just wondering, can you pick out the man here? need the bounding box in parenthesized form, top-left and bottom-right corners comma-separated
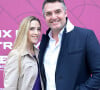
(39, 0, 100, 90)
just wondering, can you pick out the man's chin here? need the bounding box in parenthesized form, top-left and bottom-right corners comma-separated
(51, 27, 62, 31)
(51, 26, 59, 30)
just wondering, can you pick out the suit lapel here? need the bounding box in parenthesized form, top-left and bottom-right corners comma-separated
(39, 34, 49, 68)
(55, 27, 71, 75)
(39, 34, 50, 89)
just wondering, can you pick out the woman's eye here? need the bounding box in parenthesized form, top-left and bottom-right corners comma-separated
(37, 28, 41, 31)
(29, 27, 35, 30)
(29, 27, 41, 31)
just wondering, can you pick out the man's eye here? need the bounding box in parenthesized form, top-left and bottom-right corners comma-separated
(55, 10, 61, 14)
(45, 12, 52, 16)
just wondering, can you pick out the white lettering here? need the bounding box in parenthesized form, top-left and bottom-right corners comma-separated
(0, 42, 13, 49)
(0, 30, 1, 37)
(0, 56, 7, 64)
(16, 30, 18, 36)
(0, 42, 3, 45)
(0, 88, 4, 90)
(0, 30, 12, 38)
(3, 30, 12, 38)
(4, 42, 12, 49)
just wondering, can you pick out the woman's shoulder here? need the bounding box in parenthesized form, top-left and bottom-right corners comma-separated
(7, 49, 20, 63)
(4, 49, 19, 76)
(8, 49, 19, 58)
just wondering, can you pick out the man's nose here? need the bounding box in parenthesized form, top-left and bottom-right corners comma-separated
(51, 13, 57, 19)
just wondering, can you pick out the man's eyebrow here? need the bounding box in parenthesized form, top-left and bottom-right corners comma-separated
(45, 11, 52, 13)
(56, 8, 61, 10)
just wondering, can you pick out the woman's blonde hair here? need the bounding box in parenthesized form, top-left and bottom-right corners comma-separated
(13, 16, 41, 53)
(8, 16, 41, 73)
(9, 16, 41, 56)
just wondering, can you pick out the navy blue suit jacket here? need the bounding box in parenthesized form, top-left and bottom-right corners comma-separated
(39, 26, 100, 90)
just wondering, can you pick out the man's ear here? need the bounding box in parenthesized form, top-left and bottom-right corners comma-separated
(65, 10, 68, 17)
(43, 15, 45, 19)
(43, 13, 46, 19)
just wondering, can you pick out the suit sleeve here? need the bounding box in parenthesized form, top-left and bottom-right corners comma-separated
(77, 31, 100, 90)
(4, 55, 19, 90)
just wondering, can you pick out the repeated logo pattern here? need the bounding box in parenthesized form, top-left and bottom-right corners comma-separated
(0, 0, 100, 88)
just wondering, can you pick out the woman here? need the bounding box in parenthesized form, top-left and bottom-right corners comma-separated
(4, 16, 42, 90)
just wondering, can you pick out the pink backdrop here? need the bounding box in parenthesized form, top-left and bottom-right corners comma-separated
(0, 0, 100, 89)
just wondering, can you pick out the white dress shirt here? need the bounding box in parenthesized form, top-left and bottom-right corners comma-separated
(43, 19, 74, 90)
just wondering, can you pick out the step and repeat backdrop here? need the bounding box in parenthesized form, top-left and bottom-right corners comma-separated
(0, 0, 100, 89)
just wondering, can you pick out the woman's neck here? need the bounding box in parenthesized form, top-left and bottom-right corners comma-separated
(27, 43, 35, 55)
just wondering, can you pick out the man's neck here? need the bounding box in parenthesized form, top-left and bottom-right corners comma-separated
(51, 26, 65, 44)
(52, 29, 61, 43)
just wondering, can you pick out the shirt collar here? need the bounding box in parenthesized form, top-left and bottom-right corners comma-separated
(48, 19, 74, 39)
(66, 19, 74, 33)
(48, 27, 64, 40)
(21, 47, 39, 58)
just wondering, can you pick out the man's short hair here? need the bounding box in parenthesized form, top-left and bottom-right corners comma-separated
(42, 0, 67, 15)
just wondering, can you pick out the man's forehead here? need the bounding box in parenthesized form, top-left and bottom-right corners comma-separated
(44, 2, 63, 12)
